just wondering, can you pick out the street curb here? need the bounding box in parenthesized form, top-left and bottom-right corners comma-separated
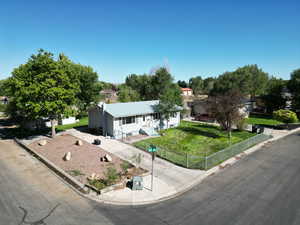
(14, 128, 300, 206)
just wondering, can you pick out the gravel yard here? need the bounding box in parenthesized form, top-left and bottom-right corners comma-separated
(28, 134, 144, 185)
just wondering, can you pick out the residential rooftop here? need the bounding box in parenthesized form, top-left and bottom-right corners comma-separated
(96, 100, 182, 118)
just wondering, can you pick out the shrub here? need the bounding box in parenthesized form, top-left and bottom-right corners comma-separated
(88, 179, 106, 190)
(236, 118, 248, 131)
(0, 104, 7, 112)
(103, 167, 119, 185)
(120, 161, 132, 175)
(67, 170, 85, 177)
(273, 109, 298, 123)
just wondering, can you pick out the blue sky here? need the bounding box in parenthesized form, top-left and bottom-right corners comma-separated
(1, 0, 299, 83)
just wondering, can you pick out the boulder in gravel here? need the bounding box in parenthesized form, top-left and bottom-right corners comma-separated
(38, 140, 47, 146)
(63, 152, 71, 161)
(76, 140, 83, 146)
(104, 154, 112, 162)
(88, 173, 99, 180)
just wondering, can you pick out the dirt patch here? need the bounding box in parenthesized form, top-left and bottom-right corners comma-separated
(28, 134, 146, 185)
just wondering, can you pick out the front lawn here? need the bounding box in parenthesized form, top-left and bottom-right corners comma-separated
(56, 117, 88, 132)
(246, 114, 282, 126)
(134, 121, 255, 157)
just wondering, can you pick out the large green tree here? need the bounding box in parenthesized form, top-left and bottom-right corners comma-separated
(189, 76, 203, 95)
(74, 64, 100, 113)
(125, 74, 152, 100)
(0, 79, 9, 96)
(288, 69, 300, 110)
(203, 77, 215, 94)
(118, 85, 140, 102)
(157, 84, 182, 128)
(7, 49, 79, 137)
(151, 67, 173, 99)
(212, 65, 269, 98)
(58, 54, 101, 115)
(261, 77, 286, 113)
(235, 64, 269, 99)
(124, 67, 174, 101)
(177, 80, 188, 88)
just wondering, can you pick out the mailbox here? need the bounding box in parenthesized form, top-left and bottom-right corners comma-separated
(132, 176, 143, 191)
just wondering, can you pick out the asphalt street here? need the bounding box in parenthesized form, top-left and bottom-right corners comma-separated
(1, 132, 300, 225)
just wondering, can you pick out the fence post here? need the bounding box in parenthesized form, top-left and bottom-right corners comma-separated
(186, 153, 189, 168)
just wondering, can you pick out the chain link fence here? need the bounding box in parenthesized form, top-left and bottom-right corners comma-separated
(135, 133, 272, 170)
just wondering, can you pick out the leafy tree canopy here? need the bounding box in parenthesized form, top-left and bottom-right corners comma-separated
(177, 80, 188, 88)
(0, 78, 9, 96)
(203, 77, 216, 95)
(212, 65, 269, 98)
(157, 84, 182, 127)
(261, 77, 286, 113)
(288, 69, 300, 110)
(118, 85, 140, 102)
(124, 67, 174, 101)
(189, 76, 203, 95)
(7, 49, 80, 137)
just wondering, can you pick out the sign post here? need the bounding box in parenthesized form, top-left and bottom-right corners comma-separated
(147, 144, 157, 191)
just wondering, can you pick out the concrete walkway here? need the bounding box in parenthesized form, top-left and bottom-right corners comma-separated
(67, 129, 204, 205)
(66, 127, 299, 205)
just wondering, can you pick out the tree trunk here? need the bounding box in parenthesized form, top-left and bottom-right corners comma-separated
(228, 127, 232, 144)
(51, 119, 56, 138)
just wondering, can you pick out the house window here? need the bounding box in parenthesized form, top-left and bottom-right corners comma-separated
(143, 115, 146, 121)
(122, 116, 135, 125)
(153, 113, 161, 120)
(171, 112, 177, 118)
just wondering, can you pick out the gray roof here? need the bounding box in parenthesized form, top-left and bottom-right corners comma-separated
(101, 100, 181, 118)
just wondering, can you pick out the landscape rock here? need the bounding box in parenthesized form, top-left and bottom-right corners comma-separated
(64, 152, 72, 161)
(38, 140, 47, 146)
(104, 154, 112, 162)
(76, 140, 83, 146)
(88, 173, 100, 180)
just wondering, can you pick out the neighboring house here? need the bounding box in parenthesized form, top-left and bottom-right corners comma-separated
(181, 88, 193, 96)
(100, 89, 118, 103)
(192, 96, 252, 119)
(88, 100, 181, 139)
(23, 116, 77, 130)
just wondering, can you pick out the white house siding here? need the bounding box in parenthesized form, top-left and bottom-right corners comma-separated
(88, 107, 102, 129)
(88, 101, 181, 139)
(105, 113, 114, 136)
(112, 112, 180, 139)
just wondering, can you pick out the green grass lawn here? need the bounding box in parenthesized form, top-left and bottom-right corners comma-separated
(134, 121, 255, 157)
(246, 114, 282, 126)
(56, 117, 88, 132)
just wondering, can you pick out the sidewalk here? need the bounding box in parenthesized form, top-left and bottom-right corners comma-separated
(65, 127, 300, 205)
(67, 129, 204, 205)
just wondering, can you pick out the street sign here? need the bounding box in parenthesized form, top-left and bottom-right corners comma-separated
(147, 144, 157, 153)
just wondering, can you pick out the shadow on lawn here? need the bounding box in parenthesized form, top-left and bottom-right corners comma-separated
(177, 126, 220, 138)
